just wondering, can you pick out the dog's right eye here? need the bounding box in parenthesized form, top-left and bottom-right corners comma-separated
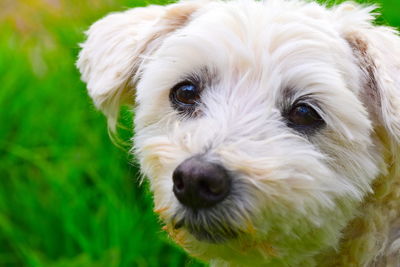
(170, 81, 200, 114)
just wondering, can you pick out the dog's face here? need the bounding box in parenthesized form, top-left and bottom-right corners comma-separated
(78, 0, 400, 265)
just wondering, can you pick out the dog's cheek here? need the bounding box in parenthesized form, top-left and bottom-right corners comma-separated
(314, 126, 384, 198)
(217, 139, 351, 209)
(134, 134, 176, 194)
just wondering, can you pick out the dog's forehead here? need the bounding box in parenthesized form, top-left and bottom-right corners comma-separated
(176, 1, 341, 53)
(153, 0, 351, 87)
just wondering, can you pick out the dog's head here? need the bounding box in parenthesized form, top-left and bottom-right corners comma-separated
(77, 0, 400, 265)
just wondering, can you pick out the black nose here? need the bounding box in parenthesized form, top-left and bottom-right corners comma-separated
(172, 157, 231, 209)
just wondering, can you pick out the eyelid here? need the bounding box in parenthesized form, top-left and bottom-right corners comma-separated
(292, 96, 323, 115)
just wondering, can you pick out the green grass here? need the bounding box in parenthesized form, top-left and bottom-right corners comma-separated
(0, 1, 199, 266)
(0, 0, 398, 266)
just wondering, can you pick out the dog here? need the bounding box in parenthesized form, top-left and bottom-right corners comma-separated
(77, 0, 400, 265)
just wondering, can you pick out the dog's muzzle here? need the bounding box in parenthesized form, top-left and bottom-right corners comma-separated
(172, 156, 232, 210)
(171, 157, 248, 243)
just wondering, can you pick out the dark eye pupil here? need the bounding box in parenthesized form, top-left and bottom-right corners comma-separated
(170, 81, 201, 115)
(175, 84, 198, 105)
(288, 104, 323, 128)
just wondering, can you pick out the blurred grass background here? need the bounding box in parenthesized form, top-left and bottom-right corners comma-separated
(0, 0, 398, 266)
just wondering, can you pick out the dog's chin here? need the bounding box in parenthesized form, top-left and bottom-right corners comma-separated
(172, 208, 242, 244)
(188, 226, 238, 244)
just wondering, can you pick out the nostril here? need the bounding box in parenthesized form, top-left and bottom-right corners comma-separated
(173, 173, 185, 191)
(199, 177, 224, 196)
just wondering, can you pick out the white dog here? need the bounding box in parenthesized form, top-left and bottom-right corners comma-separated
(77, 0, 400, 265)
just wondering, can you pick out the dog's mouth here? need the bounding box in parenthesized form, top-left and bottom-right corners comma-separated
(171, 207, 243, 243)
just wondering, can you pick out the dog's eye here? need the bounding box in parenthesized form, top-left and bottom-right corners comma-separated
(174, 83, 199, 105)
(287, 104, 324, 131)
(170, 81, 200, 113)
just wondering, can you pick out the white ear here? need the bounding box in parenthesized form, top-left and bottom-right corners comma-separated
(334, 3, 400, 143)
(77, 2, 204, 129)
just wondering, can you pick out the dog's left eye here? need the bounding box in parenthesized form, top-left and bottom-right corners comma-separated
(287, 104, 324, 132)
(170, 81, 200, 112)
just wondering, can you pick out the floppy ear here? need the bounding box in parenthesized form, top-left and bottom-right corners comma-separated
(77, 2, 204, 129)
(333, 3, 400, 144)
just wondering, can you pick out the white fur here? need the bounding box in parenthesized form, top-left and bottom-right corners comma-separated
(77, 0, 400, 266)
